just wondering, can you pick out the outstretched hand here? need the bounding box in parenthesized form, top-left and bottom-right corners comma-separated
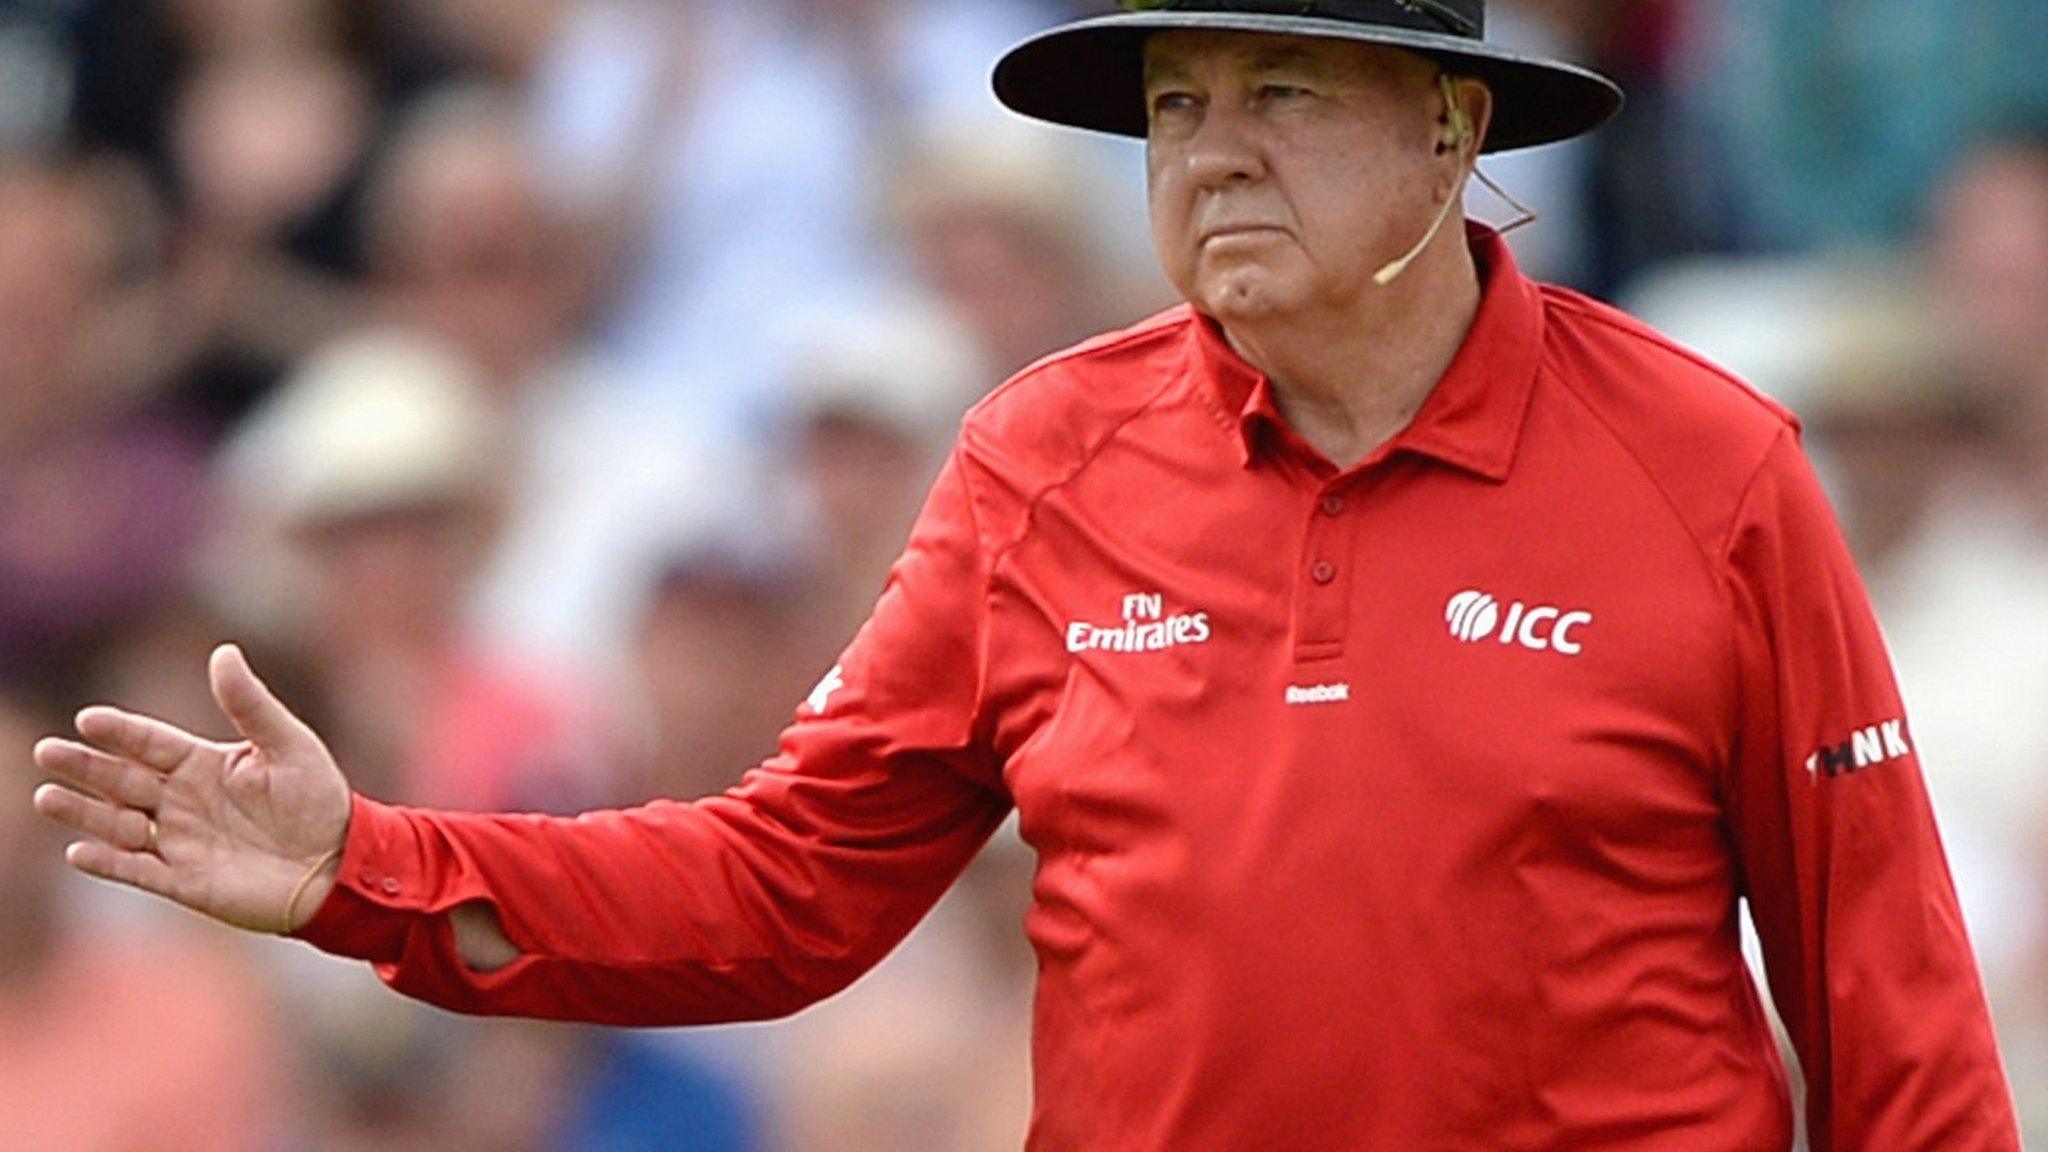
(31, 644, 352, 934)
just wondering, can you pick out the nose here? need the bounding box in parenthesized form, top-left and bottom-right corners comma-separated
(1179, 100, 1267, 189)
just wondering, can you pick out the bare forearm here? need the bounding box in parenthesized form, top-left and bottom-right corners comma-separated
(450, 902, 521, 972)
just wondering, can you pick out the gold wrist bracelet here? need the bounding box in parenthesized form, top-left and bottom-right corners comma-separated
(281, 847, 343, 935)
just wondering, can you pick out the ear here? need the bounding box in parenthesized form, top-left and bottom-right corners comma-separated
(1454, 75, 1494, 156)
(1434, 73, 1493, 158)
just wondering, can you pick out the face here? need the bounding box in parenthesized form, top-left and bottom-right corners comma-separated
(292, 503, 491, 656)
(1143, 31, 1461, 322)
(1930, 146, 2048, 370)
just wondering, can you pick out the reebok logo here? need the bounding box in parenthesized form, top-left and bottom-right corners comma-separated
(1445, 589, 1593, 656)
(1285, 682, 1350, 706)
(1067, 591, 1212, 654)
(1807, 719, 1912, 778)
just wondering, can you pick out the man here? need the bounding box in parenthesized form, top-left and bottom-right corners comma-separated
(30, 2, 2021, 1149)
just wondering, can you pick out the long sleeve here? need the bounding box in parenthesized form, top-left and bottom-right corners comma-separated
(294, 448, 1013, 1025)
(1722, 427, 2020, 1150)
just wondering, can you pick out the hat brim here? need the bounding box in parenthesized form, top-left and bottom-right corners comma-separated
(992, 12, 1623, 153)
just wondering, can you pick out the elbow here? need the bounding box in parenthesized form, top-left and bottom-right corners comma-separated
(721, 948, 881, 1021)
(451, 901, 523, 973)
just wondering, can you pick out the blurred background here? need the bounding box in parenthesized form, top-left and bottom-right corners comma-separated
(0, 0, 2042, 1148)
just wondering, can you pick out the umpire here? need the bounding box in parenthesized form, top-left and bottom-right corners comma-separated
(32, 2, 2022, 1149)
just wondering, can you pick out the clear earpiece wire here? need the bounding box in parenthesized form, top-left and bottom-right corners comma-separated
(1472, 166, 1539, 235)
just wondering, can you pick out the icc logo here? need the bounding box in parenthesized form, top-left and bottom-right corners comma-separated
(1445, 590, 1593, 656)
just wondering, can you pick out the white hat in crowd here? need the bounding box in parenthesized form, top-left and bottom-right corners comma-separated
(781, 293, 989, 446)
(225, 328, 501, 528)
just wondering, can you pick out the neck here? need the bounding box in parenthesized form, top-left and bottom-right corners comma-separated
(1223, 228, 1483, 469)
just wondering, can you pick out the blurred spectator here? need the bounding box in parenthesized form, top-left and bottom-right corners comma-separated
(0, 154, 210, 692)
(407, 0, 568, 79)
(751, 297, 1035, 1150)
(1834, 134, 2048, 1143)
(632, 535, 810, 803)
(157, 50, 376, 428)
(86, 593, 324, 745)
(113, 0, 459, 184)
(218, 328, 614, 811)
(1926, 129, 2048, 395)
(785, 0, 1058, 129)
(361, 84, 597, 396)
(774, 826, 1035, 1152)
(575, 295, 988, 805)
(140, 0, 480, 432)
(781, 296, 985, 645)
(888, 117, 1158, 379)
(1795, 287, 1996, 575)
(524, 0, 1060, 434)
(344, 78, 677, 674)
(1692, 0, 2048, 250)
(0, 686, 282, 1152)
(273, 955, 763, 1152)
(0, 2, 153, 156)
(1549, 0, 1738, 296)
(524, 0, 874, 437)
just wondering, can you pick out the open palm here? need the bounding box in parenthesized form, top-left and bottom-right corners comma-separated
(31, 644, 351, 933)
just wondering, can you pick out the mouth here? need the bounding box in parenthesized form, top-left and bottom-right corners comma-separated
(1201, 224, 1286, 245)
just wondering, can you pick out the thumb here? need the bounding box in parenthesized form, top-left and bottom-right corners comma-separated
(209, 643, 315, 754)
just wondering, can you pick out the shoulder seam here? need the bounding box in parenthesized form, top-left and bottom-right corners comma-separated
(1540, 288, 1792, 423)
(1541, 362, 1757, 584)
(1715, 423, 1798, 573)
(1707, 424, 1799, 808)
(970, 311, 1188, 415)
(948, 442, 1006, 778)
(966, 361, 1190, 577)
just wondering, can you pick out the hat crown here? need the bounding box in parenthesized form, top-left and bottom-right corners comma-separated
(1002, 1, 1621, 151)
(1123, 0, 1484, 41)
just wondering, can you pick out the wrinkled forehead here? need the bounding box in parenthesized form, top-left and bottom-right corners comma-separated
(1140, 28, 1437, 87)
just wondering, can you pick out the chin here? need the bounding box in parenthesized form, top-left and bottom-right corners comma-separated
(1198, 277, 1300, 323)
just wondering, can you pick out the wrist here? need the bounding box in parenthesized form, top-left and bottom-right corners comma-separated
(282, 848, 343, 934)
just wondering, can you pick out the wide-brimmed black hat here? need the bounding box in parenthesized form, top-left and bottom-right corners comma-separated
(993, 1, 1623, 153)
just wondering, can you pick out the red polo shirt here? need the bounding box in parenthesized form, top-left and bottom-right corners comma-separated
(298, 227, 2019, 1151)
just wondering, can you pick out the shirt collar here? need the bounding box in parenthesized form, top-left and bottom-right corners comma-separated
(1190, 222, 1545, 483)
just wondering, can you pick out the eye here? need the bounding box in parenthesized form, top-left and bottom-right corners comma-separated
(1146, 89, 1204, 131)
(1257, 83, 1313, 103)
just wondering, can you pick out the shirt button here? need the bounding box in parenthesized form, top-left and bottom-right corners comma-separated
(379, 877, 402, 896)
(1311, 562, 1337, 585)
(1320, 494, 1345, 517)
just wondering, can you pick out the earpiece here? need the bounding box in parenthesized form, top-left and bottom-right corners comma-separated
(1435, 72, 1475, 157)
(1376, 73, 1477, 286)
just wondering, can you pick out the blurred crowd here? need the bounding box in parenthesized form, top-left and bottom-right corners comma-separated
(0, 0, 2043, 1148)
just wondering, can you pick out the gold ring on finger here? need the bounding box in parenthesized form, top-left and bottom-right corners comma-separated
(144, 816, 160, 854)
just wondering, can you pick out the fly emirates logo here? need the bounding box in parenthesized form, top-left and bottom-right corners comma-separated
(1066, 591, 1212, 654)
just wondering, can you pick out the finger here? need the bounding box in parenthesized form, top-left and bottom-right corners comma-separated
(64, 840, 178, 902)
(75, 706, 208, 773)
(33, 784, 157, 852)
(209, 644, 314, 755)
(34, 737, 168, 809)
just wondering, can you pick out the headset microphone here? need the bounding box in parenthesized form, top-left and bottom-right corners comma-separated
(1373, 73, 1476, 287)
